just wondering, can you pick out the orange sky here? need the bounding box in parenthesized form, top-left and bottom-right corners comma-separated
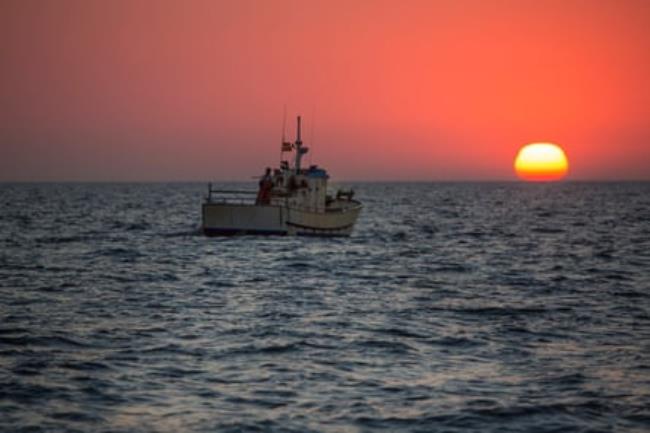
(1, 0, 649, 181)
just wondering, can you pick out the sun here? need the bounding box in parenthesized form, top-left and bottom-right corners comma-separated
(514, 143, 569, 181)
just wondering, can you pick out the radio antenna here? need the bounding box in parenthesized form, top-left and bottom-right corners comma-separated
(280, 104, 287, 164)
(309, 108, 315, 166)
(281, 104, 287, 143)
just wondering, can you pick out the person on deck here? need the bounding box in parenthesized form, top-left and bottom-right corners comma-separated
(256, 167, 273, 205)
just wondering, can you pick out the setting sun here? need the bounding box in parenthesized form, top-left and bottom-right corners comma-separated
(514, 143, 569, 181)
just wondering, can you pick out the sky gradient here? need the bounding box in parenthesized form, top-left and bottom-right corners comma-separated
(1, 0, 649, 181)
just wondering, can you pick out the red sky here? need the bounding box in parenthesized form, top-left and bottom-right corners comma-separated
(1, 0, 649, 181)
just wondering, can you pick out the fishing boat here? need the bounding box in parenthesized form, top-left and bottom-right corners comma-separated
(202, 116, 362, 236)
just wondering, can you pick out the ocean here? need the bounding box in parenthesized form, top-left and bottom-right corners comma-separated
(1, 182, 649, 432)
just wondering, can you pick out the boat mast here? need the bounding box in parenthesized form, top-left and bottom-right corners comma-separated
(294, 116, 303, 173)
(280, 105, 287, 165)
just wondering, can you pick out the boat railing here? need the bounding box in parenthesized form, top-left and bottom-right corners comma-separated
(205, 183, 257, 205)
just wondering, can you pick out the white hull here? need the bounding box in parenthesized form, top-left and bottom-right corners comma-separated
(202, 201, 361, 236)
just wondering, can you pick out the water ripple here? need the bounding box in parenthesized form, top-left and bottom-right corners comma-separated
(0, 182, 649, 432)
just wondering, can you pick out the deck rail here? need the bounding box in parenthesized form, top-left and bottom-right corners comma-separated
(205, 183, 257, 204)
(204, 183, 361, 211)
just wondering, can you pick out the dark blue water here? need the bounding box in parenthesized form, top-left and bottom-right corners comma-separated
(1, 182, 649, 432)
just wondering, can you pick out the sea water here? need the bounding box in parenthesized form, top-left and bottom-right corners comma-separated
(1, 182, 649, 432)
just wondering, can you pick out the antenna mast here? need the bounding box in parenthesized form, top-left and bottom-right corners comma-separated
(281, 105, 287, 144)
(294, 116, 304, 173)
(280, 105, 288, 164)
(309, 109, 315, 166)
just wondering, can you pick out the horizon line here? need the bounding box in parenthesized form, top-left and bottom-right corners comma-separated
(1, 179, 650, 184)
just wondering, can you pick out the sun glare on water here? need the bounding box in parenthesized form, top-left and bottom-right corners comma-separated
(514, 143, 569, 181)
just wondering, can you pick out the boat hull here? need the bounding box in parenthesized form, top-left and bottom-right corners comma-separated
(202, 202, 361, 237)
